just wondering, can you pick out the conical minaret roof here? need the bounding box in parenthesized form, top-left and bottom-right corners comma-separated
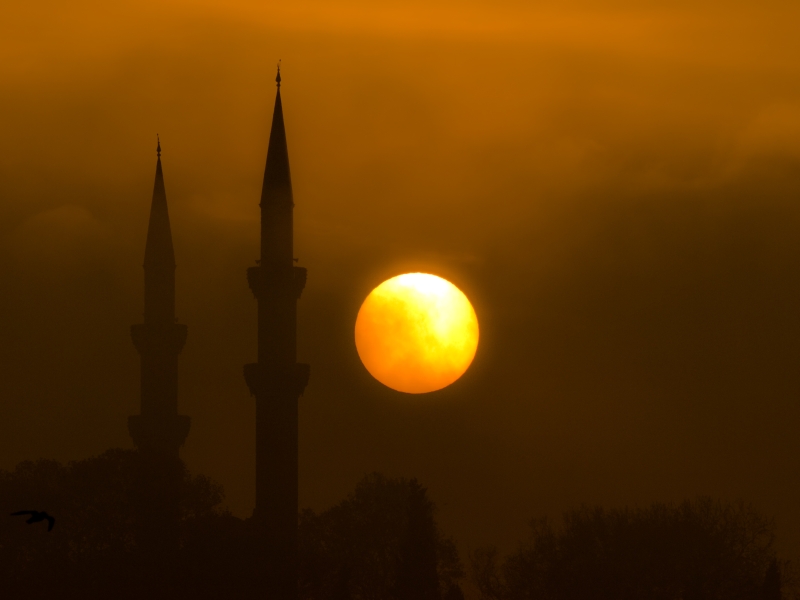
(260, 66, 293, 209)
(144, 137, 176, 269)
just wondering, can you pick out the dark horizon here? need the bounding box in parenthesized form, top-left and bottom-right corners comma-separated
(3, 0, 800, 584)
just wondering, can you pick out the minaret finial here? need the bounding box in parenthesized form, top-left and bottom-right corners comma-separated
(157, 134, 161, 158)
(276, 60, 281, 87)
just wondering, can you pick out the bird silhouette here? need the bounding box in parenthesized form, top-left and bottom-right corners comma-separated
(11, 510, 55, 532)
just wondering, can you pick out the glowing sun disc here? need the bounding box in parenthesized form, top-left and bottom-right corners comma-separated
(355, 273, 479, 394)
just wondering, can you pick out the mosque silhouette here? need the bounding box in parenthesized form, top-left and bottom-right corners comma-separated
(130, 66, 306, 600)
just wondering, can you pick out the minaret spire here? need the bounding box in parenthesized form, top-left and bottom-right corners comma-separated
(143, 137, 176, 322)
(245, 68, 309, 600)
(259, 65, 292, 266)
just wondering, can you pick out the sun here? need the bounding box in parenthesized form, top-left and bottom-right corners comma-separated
(355, 273, 479, 394)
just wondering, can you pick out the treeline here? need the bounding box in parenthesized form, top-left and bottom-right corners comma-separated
(0, 449, 793, 600)
(472, 500, 791, 600)
(0, 450, 462, 600)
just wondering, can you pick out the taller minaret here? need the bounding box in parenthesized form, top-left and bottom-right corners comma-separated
(129, 138, 191, 457)
(244, 67, 309, 600)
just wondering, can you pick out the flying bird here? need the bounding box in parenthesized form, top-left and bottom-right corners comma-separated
(11, 510, 55, 532)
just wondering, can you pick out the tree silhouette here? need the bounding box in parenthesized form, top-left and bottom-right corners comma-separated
(299, 473, 464, 600)
(471, 498, 788, 600)
(0, 449, 226, 600)
(0, 458, 463, 600)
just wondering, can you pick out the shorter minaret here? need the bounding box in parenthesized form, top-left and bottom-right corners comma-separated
(129, 138, 190, 457)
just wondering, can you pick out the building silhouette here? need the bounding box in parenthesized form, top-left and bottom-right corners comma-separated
(244, 67, 309, 600)
(127, 140, 191, 555)
(129, 139, 191, 457)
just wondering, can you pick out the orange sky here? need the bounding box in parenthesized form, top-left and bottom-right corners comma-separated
(3, 0, 800, 572)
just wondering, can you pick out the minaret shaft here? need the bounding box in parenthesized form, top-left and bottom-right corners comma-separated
(245, 75, 308, 600)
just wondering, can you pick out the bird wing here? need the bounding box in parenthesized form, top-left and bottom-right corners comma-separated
(10, 510, 36, 517)
(45, 515, 55, 532)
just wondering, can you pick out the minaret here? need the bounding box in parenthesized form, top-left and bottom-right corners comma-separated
(244, 67, 309, 600)
(129, 138, 191, 457)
